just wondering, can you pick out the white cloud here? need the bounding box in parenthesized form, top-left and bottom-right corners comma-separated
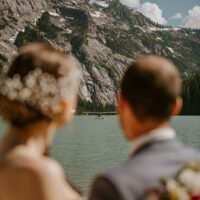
(120, 0, 140, 8)
(120, 1, 167, 25)
(183, 5, 200, 29)
(138, 2, 167, 25)
(169, 12, 182, 20)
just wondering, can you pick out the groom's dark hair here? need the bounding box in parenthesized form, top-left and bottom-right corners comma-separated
(121, 55, 182, 121)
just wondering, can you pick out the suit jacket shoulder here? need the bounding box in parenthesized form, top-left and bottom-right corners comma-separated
(90, 139, 200, 200)
(89, 176, 122, 200)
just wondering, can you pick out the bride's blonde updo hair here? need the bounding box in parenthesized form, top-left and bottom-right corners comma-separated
(0, 43, 81, 127)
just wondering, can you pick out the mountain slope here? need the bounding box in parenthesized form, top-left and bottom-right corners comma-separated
(0, 0, 200, 113)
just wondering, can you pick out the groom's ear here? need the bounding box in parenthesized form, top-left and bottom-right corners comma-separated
(171, 97, 183, 116)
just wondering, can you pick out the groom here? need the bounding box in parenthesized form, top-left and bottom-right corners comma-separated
(89, 56, 200, 200)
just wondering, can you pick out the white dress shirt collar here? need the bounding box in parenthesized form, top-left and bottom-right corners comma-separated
(130, 127, 176, 155)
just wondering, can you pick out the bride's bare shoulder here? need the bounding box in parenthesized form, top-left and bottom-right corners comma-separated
(3, 149, 64, 179)
(31, 157, 80, 199)
(31, 156, 66, 180)
(9, 155, 80, 199)
(10, 153, 66, 183)
(0, 154, 69, 200)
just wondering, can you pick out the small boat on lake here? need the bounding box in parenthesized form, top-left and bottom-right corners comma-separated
(95, 113, 105, 120)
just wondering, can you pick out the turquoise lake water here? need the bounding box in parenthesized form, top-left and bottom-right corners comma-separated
(0, 116, 200, 193)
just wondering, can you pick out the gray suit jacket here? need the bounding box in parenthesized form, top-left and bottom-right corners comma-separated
(89, 139, 200, 200)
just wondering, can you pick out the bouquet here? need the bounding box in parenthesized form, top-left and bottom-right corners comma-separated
(145, 161, 200, 200)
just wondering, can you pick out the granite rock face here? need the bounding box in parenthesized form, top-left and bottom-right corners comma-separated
(0, 0, 200, 106)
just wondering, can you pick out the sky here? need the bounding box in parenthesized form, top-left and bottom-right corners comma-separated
(120, 0, 200, 28)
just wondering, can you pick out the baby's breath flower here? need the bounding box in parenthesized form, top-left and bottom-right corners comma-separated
(0, 67, 81, 117)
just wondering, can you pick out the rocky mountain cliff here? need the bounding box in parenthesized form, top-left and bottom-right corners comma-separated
(0, 0, 200, 113)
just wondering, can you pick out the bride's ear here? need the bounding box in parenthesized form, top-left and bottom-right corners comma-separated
(60, 100, 68, 112)
(57, 97, 77, 125)
(54, 100, 70, 127)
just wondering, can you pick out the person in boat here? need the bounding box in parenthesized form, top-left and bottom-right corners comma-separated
(0, 43, 81, 200)
(89, 55, 200, 200)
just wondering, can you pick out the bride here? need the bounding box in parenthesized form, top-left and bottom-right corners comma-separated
(0, 43, 81, 200)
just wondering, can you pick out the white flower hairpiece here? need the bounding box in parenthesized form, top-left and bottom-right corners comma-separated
(0, 68, 81, 117)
